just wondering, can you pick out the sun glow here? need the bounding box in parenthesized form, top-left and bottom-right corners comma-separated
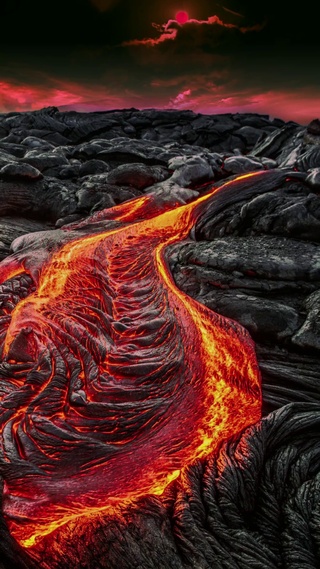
(175, 10, 189, 24)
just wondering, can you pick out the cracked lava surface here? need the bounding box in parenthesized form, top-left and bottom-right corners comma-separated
(0, 173, 263, 548)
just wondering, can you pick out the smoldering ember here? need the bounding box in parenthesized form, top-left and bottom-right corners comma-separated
(0, 107, 319, 569)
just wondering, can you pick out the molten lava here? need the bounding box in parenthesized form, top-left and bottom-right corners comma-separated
(0, 173, 263, 548)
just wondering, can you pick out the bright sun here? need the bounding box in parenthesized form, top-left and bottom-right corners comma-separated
(175, 10, 189, 24)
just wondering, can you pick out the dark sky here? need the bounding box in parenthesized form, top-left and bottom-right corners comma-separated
(1, 0, 319, 122)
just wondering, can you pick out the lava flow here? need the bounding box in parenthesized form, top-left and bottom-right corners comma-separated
(0, 172, 266, 548)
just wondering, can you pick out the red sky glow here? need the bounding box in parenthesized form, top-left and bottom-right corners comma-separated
(1, 79, 318, 124)
(0, 80, 144, 114)
(0, 3, 318, 125)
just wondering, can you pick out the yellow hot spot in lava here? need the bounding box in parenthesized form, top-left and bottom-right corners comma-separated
(151, 469, 181, 495)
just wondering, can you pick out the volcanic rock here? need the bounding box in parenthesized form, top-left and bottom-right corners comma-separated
(0, 107, 319, 569)
(0, 217, 51, 260)
(193, 180, 320, 242)
(250, 123, 302, 160)
(222, 155, 265, 174)
(0, 142, 26, 158)
(0, 178, 77, 221)
(22, 150, 69, 172)
(21, 136, 55, 151)
(233, 125, 264, 147)
(307, 118, 320, 136)
(106, 163, 168, 189)
(78, 159, 109, 177)
(169, 154, 214, 186)
(306, 168, 320, 191)
(292, 290, 320, 351)
(71, 141, 107, 159)
(0, 162, 43, 181)
(169, 234, 320, 343)
(76, 175, 141, 212)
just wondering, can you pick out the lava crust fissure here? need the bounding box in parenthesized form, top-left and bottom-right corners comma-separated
(0, 169, 302, 547)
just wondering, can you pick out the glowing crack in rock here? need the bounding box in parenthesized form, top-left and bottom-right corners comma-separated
(0, 172, 270, 548)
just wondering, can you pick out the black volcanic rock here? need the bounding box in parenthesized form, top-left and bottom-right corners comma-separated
(200, 292, 300, 342)
(106, 163, 168, 189)
(0, 142, 25, 158)
(306, 168, 320, 191)
(0, 217, 51, 260)
(71, 141, 107, 159)
(97, 147, 168, 166)
(21, 136, 55, 151)
(0, 150, 18, 166)
(0, 108, 297, 155)
(307, 118, 320, 136)
(78, 159, 109, 177)
(169, 154, 214, 186)
(234, 125, 264, 147)
(250, 123, 302, 160)
(169, 235, 320, 344)
(22, 150, 69, 172)
(0, 163, 43, 181)
(193, 179, 320, 242)
(76, 175, 141, 212)
(296, 145, 320, 170)
(292, 289, 320, 351)
(222, 155, 265, 174)
(59, 163, 81, 179)
(0, 178, 77, 221)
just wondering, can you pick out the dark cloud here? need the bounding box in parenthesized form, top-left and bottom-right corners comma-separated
(122, 14, 264, 48)
(0, 1, 319, 122)
(221, 6, 244, 18)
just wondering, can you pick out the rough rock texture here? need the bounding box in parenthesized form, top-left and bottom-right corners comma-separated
(33, 403, 320, 569)
(0, 107, 319, 568)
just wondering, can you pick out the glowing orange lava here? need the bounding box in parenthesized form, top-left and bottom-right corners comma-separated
(0, 173, 263, 548)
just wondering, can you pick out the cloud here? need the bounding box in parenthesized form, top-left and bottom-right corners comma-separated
(167, 89, 192, 109)
(122, 14, 264, 48)
(0, 79, 142, 113)
(243, 89, 320, 123)
(0, 81, 82, 112)
(178, 15, 262, 33)
(0, 76, 319, 124)
(162, 84, 320, 124)
(122, 24, 178, 47)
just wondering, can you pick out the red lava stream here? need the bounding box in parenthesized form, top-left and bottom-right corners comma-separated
(0, 173, 262, 548)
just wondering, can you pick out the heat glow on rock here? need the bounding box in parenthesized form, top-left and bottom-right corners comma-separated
(0, 173, 262, 548)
